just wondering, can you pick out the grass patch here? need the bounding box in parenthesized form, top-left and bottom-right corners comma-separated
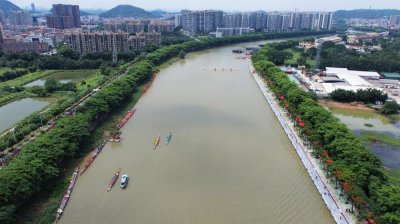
(359, 131, 400, 147)
(48, 70, 98, 83)
(77, 74, 103, 92)
(364, 123, 374, 127)
(386, 169, 400, 186)
(284, 49, 316, 68)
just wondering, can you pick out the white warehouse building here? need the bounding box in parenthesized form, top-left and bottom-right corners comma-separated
(321, 67, 381, 94)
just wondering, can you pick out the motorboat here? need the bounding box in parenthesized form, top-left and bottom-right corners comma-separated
(120, 174, 129, 189)
(154, 136, 160, 149)
(232, 49, 244, 53)
(165, 132, 172, 145)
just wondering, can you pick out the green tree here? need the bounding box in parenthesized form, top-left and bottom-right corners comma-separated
(178, 50, 186, 59)
(57, 45, 80, 60)
(296, 57, 307, 66)
(381, 101, 400, 115)
(44, 79, 61, 92)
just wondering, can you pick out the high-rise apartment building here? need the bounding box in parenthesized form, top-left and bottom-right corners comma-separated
(177, 10, 333, 34)
(223, 13, 242, 28)
(0, 24, 3, 50)
(240, 12, 251, 28)
(177, 10, 223, 33)
(64, 31, 128, 53)
(314, 12, 334, 30)
(129, 32, 162, 49)
(266, 12, 333, 32)
(389, 15, 400, 26)
(0, 10, 5, 24)
(8, 11, 33, 26)
(104, 19, 174, 33)
(254, 11, 267, 30)
(31, 3, 36, 12)
(46, 4, 81, 29)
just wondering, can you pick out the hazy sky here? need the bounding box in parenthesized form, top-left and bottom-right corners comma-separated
(13, 0, 400, 11)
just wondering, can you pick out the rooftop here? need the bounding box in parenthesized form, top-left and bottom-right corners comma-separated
(326, 67, 380, 87)
(382, 72, 400, 79)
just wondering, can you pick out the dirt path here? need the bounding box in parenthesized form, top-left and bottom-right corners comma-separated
(319, 100, 374, 111)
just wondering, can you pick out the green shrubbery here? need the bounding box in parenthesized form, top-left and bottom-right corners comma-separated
(330, 88, 388, 104)
(0, 69, 30, 82)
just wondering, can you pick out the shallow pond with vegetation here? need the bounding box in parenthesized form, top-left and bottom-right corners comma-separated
(24, 70, 97, 87)
(327, 107, 400, 170)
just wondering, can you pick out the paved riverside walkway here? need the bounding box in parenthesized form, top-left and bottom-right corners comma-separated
(248, 61, 355, 224)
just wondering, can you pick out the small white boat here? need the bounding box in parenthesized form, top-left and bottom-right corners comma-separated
(120, 174, 129, 189)
(165, 132, 172, 145)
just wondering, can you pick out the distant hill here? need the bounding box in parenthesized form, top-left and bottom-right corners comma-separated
(334, 9, 400, 21)
(81, 9, 107, 15)
(0, 0, 22, 12)
(151, 9, 168, 17)
(100, 5, 157, 18)
(80, 11, 92, 16)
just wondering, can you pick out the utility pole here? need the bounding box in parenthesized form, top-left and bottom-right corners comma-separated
(316, 43, 323, 69)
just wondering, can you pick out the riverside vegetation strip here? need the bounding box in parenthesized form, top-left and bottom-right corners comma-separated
(0, 69, 104, 157)
(0, 30, 334, 223)
(252, 46, 400, 223)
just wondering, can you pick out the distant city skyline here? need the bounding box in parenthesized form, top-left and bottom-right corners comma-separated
(13, 0, 400, 12)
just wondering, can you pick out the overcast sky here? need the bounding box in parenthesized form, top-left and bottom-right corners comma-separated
(13, 0, 400, 11)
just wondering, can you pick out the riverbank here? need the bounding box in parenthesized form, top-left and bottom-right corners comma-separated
(319, 100, 374, 111)
(249, 61, 354, 224)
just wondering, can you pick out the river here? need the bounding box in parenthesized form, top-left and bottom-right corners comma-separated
(60, 41, 334, 224)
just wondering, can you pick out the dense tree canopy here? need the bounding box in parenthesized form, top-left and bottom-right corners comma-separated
(319, 37, 400, 72)
(330, 88, 387, 104)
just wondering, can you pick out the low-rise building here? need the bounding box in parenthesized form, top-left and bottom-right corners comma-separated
(2, 39, 49, 53)
(382, 72, 400, 81)
(298, 41, 316, 49)
(315, 36, 344, 46)
(347, 33, 379, 45)
(321, 67, 381, 94)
